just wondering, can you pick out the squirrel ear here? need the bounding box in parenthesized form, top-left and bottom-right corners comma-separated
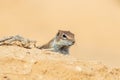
(57, 32, 59, 36)
(57, 30, 62, 36)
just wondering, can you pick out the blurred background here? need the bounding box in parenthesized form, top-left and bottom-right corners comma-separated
(0, 0, 120, 67)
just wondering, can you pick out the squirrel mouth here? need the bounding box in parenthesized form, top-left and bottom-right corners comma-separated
(69, 42, 75, 46)
(68, 44, 73, 46)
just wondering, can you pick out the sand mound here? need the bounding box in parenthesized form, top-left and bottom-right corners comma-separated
(0, 46, 120, 80)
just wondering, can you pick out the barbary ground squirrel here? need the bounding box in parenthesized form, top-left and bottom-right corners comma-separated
(37, 30, 75, 54)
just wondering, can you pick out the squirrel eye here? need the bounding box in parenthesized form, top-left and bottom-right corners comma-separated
(62, 34, 67, 38)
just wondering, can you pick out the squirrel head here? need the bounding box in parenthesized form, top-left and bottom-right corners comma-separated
(55, 30, 75, 47)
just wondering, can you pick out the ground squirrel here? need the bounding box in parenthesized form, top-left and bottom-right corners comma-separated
(37, 30, 75, 54)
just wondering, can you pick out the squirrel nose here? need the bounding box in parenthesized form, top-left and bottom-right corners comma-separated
(72, 41, 75, 44)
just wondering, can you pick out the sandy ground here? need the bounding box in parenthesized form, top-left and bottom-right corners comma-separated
(0, 46, 120, 80)
(0, 0, 120, 67)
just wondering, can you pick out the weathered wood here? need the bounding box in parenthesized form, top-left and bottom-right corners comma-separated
(0, 35, 36, 49)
